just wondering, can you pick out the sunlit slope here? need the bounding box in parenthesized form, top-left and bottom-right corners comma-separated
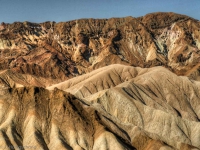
(47, 64, 200, 149)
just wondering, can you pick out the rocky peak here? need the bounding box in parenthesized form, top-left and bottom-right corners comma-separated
(0, 12, 199, 85)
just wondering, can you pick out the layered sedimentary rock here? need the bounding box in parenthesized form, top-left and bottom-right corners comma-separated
(0, 12, 200, 149)
(0, 12, 200, 84)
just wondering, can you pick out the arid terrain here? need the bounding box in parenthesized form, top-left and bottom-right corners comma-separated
(0, 12, 200, 149)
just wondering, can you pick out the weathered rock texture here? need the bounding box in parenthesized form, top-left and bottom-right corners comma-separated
(0, 12, 200, 150)
(0, 64, 200, 150)
(0, 12, 200, 84)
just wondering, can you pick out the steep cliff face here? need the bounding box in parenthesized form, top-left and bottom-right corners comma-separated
(0, 12, 200, 150)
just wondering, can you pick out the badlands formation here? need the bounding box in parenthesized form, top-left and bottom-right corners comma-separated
(0, 12, 200, 149)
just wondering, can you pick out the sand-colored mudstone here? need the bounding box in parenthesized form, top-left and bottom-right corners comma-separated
(0, 12, 200, 149)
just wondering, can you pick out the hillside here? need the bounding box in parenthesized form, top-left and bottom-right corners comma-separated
(0, 12, 200, 149)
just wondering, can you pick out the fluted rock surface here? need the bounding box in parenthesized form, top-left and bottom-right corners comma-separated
(0, 64, 200, 149)
(0, 12, 200, 150)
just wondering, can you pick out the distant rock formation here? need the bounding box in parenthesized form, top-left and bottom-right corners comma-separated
(0, 12, 200, 149)
(0, 12, 200, 85)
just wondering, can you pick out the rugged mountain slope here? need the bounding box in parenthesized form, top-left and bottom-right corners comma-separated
(0, 12, 200, 86)
(0, 64, 200, 149)
(0, 12, 200, 150)
(0, 86, 133, 150)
